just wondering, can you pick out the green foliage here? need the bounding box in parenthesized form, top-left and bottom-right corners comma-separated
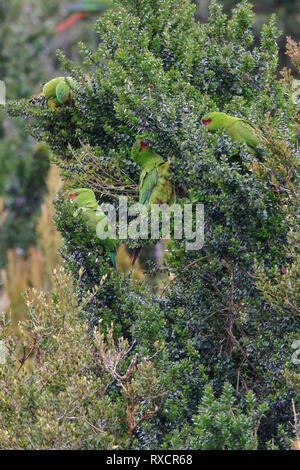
(5, 0, 299, 450)
(196, 0, 300, 70)
(0, 268, 166, 449)
(164, 384, 268, 450)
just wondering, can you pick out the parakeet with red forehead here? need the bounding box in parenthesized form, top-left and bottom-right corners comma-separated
(130, 138, 175, 265)
(131, 139, 175, 207)
(29, 77, 75, 108)
(68, 188, 116, 268)
(201, 112, 268, 159)
(201, 111, 282, 205)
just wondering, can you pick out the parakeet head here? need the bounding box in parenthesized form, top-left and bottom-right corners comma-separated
(131, 138, 151, 157)
(201, 112, 228, 131)
(131, 138, 153, 165)
(68, 188, 97, 208)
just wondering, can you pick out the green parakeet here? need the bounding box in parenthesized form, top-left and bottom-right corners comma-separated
(131, 139, 175, 207)
(201, 112, 282, 205)
(42, 77, 74, 106)
(68, 188, 117, 268)
(28, 77, 75, 107)
(130, 139, 175, 265)
(201, 112, 267, 159)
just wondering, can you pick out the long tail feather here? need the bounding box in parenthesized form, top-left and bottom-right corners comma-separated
(253, 146, 270, 161)
(110, 251, 116, 269)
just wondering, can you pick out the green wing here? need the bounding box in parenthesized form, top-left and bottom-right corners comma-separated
(139, 166, 158, 205)
(74, 202, 116, 267)
(56, 80, 70, 104)
(95, 206, 116, 251)
(232, 119, 262, 149)
(42, 77, 65, 99)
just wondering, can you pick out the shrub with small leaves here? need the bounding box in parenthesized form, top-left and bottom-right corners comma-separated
(162, 383, 268, 450)
(0, 268, 167, 449)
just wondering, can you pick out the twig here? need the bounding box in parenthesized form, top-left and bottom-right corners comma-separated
(292, 398, 300, 441)
(69, 142, 138, 200)
(15, 338, 37, 376)
(270, 171, 282, 207)
(221, 258, 256, 280)
(159, 255, 211, 297)
(80, 417, 104, 434)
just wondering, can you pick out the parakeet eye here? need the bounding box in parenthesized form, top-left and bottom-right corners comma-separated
(202, 118, 212, 125)
(69, 192, 80, 200)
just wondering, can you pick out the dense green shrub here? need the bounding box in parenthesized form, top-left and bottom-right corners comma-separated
(196, 0, 300, 69)
(0, 268, 270, 449)
(5, 0, 299, 449)
(162, 383, 268, 450)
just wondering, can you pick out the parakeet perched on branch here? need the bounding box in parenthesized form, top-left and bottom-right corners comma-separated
(131, 139, 175, 207)
(201, 111, 282, 205)
(29, 77, 75, 108)
(43, 77, 75, 107)
(56, 0, 113, 33)
(130, 139, 175, 265)
(201, 112, 268, 159)
(68, 188, 117, 268)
